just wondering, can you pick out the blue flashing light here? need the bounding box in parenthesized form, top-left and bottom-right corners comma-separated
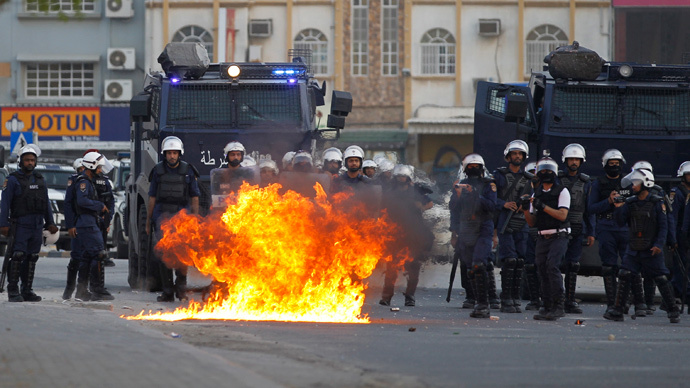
(273, 70, 285, 75)
(288, 78, 297, 84)
(171, 78, 181, 83)
(285, 70, 295, 75)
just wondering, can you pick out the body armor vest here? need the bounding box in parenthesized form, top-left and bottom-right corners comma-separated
(534, 184, 570, 232)
(674, 184, 690, 228)
(496, 167, 532, 231)
(94, 176, 113, 205)
(560, 172, 589, 235)
(10, 171, 48, 218)
(597, 175, 631, 219)
(628, 197, 660, 251)
(457, 177, 491, 243)
(73, 175, 99, 217)
(155, 162, 189, 210)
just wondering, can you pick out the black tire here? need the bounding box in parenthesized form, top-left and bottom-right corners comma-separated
(127, 241, 139, 289)
(137, 205, 161, 292)
(113, 216, 128, 259)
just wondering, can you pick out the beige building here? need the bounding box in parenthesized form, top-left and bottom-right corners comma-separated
(143, 0, 612, 175)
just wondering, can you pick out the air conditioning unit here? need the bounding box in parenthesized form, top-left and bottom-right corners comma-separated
(478, 19, 501, 36)
(105, 0, 134, 18)
(107, 48, 135, 70)
(104, 79, 133, 102)
(249, 19, 272, 38)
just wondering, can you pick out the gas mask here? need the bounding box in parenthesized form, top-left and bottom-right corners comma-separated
(465, 166, 482, 177)
(604, 164, 621, 177)
(537, 171, 555, 184)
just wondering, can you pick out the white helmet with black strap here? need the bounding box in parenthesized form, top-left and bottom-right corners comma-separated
(561, 143, 586, 162)
(622, 169, 655, 189)
(161, 136, 184, 155)
(392, 164, 414, 181)
(503, 140, 529, 160)
(601, 149, 626, 166)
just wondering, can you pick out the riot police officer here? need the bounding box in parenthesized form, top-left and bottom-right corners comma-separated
(321, 147, 343, 177)
(676, 162, 690, 299)
(225, 141, 245, 170)
(522, 158, 571, 321)
(523, 161, 541, 310)
(62, 158, 85, 300)
(331, 145, 371, 193)
(449, 154, 497, 318)
(379, 164, 433, 307)
(0, 145, 58, 302)
(588, 149, 630, 313)
(146, 136, 200, 302)
(605, 169, 680, 323)
(558, 144, 594, 314)
(74, 151, 113, 301)
(362, 160, 377, 178)
(493, 140, 533, 313)
(86, 149, 116, 269)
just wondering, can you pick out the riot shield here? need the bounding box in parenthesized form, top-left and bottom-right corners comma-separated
(277, 171, 332, 198)
(210, 167, 259, 208)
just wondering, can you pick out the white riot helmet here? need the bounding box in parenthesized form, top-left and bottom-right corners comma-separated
(362, 160, 377, 169)
(378, 159, 395, 173)
(240, 155, 257, 167)
(602, 149, 626, 166)
(503, 140, 529, 160)
(224, 141, 245, 155)
(631, 160, 653, 173)
(561, 143, 586, 162)
(293, 151, 313, 166)
(322, 147, 343, 163)
(392, 164, 414, 181)
(343, 145, 364, 161)
(73, 158, 83, 171)
(259, 159, 279, 174)
(19, 144, 41, 159)
(42, 229, 59, 246)
(622, 169, 655, 189)
(536, 157, 559, 174)
(525, 161, 537, 174)
(462, 153, 485, 171)
(282, 151, 296, 169)
(677, 161, 690, 177)
(82, 151, 107, 171)
(161, 136, 184, 155)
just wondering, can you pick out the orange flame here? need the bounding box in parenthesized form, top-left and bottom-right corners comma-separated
(123, 182, 407, 323)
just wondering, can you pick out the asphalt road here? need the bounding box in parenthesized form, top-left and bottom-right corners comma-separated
(2, 255, 690, 388)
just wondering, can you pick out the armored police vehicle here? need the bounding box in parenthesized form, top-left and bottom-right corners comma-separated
(473, 42, 690, 274)
(127, 43, 352, 289)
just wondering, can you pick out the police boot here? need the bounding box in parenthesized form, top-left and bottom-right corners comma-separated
(511, 258, 524, 313)
(469, 264, 490, 319)
(75, 260, 92, 301)
(643, 276, 656, 315)
(630, 273, 647, 317)
(564, 262, 583, 314)
(533, 297, 552, 320)
(524, 264, 541, 311)
(62, 258, 79, 300)
(499, 259, 516, 313)
(602, 265, 618, 310)
(89, 258, 114, 301)
(603, 270, 631, 322)
(20, 255, 41, 302)
(460, 262, 475, 309)
(655, 275, 680, 324)
(158, 264, 176, 302)
(486, 262, 501, 309)
(545, 294, 566, 321)
(175, 270, 188, 301)
(7, 257, 24, 302)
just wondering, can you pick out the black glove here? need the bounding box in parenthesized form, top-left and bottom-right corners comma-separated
(533, 198, 546, 211)
(520, 195, 531, 210)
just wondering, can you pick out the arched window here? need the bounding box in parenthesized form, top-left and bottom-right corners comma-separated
(294, 29, 328, 75)
(172, 25, 214, 61)
(525, 24, 568, 75)
(420, 28, 455, 75)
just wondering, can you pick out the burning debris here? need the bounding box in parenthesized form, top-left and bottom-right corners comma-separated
(124, 182, 409, 323)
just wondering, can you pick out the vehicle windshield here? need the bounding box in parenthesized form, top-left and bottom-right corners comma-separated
(40, 170, 74, 190)
(165, 83, 303, 129)
(115, 165, 130, 191)
(549, 85, 690, 135)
